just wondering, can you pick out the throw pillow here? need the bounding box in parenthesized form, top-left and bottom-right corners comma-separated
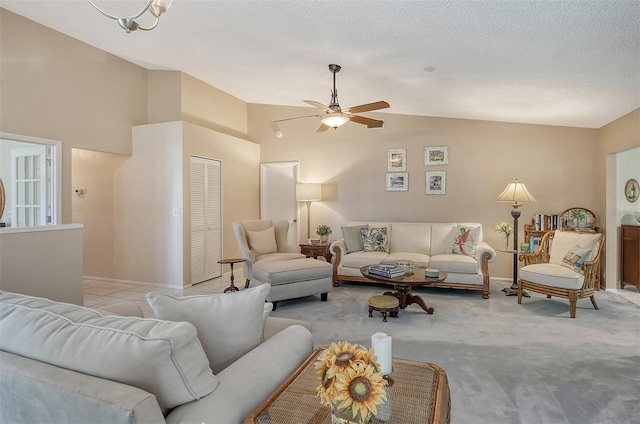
(361, 227, 390, 253)
(247, 226, 277, 255)
(451, 225, 480, 257)
(342, 225, 369, 253)
(146, 283, 271, 374)
(561, 245, 592, 273)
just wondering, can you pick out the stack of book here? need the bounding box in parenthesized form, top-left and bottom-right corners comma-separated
(368, 264, 405, 278)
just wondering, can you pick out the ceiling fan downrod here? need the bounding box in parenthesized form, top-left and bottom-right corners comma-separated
(328, 64, 341, 111)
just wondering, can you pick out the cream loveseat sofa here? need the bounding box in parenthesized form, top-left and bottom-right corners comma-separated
(0, 285, 313, 424)
(331, 222, 496, 298)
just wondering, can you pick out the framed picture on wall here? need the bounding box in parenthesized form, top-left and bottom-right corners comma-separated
(386, 173, 408, 191)
(388, 149, 407, 171)
(426, 171, 446, 195)
(425, 146, 449, 165)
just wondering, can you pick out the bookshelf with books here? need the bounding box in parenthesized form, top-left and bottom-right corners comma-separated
(524, 208, 599, 253)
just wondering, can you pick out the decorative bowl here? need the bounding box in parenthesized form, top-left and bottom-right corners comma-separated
(425, 268, 439, 278)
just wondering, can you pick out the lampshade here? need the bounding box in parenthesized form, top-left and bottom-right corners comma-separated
(296, 183, 322, 202)
(320, 112, 350, 129)
(495, 179, 536, 207)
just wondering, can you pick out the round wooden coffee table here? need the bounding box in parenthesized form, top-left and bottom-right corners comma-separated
(360, 266, 448, 314)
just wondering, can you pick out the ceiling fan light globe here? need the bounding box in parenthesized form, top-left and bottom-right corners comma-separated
(320, 112, 349, 128)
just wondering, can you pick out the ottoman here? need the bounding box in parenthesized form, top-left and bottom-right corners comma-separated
(368, 295, 399, 322)
(252, 258, 333, 310)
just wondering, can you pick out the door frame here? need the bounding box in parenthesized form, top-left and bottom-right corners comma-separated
(0, 132, 61, 226)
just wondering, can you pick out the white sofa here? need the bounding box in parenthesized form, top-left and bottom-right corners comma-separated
(0, 287, 314, 424)
(331, 222, 497, 298)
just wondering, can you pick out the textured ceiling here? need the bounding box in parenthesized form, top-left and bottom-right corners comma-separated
(2, 0, 639, 128)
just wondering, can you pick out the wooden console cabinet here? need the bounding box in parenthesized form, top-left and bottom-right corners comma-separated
(621, 225, 640, 290)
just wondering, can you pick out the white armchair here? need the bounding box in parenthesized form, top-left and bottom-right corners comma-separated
(518, 230, 604, 318)
(232, 220, 305, 287)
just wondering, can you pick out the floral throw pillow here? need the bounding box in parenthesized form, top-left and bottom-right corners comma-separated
(361, 227, 390, 253)
(561, 245, 592, 274)
(451, 225, 480, 257)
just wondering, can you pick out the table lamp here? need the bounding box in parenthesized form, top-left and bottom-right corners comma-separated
(495, 179, 536, 296)
(296, 183, 322, 243)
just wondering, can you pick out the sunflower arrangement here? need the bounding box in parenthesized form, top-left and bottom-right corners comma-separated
(315, 341, 388, 423)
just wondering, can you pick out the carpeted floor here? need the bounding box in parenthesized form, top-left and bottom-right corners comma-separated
(269, 281, 640, 424)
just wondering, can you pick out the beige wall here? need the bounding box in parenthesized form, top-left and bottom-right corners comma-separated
(0, 9, 148, 223)
(249, 104, 601, 280)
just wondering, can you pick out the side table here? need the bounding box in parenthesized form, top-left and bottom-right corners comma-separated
(217, 258, 246, 293)
(299, 242, 332, 262)
(497, 249, 529, 297)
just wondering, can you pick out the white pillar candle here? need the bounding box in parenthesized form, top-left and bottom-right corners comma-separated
(371, 332, 392, 375)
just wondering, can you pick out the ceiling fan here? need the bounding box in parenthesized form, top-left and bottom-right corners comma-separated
(276, 64, 390, 132)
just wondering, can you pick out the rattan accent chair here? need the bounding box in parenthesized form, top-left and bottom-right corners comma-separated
(518, 230, 605, 318)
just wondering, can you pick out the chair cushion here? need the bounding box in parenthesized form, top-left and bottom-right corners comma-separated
(429, 253, 478, 274)
(390, 223, 431, 255)
(342, 225, 369, 253)
(0, 292, 218, 410)
(362, 227, 390, 252)
(256, 252, 306, 262)
(248, 226, 277, 255)
(146, 283, 271, 374)
(451, 225, 480, 257)
(549, 231, 601, 266)
(252, 258, 332, 285)
(520, 263, 585, 290)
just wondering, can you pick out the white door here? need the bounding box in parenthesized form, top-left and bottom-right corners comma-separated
(260, 162, 299, 245)
(10, 145, 52, 227)
(191, 156, 222, 284)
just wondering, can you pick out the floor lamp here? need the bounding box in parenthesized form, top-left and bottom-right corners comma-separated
(296, 183, 322, 243)
(495, 179, 536, 296)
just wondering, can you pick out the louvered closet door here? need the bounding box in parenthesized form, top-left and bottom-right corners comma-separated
(191, 156, 222, 284)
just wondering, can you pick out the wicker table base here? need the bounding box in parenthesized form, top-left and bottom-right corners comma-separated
(244, 347, 451, 424)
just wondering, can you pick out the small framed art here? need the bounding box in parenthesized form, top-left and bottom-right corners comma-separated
(426, 171, 446, 195)
(386, 173, 408, 191)
(625, 178, 639, 203)
(425, 146, 449, 166)
(388, 149, 407, 171)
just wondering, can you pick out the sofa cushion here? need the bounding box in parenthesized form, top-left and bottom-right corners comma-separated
(549, 231, 601, 266)
(431, 223, 457, 255)
(362, 227, 390, 252)
(451, 225, 480, 257)
(342, 225, 369, 253)
(341, 251, 389, 268)
(146, 283, 270, 375)
(429, 253, 478, 274)
(385, 252, 430, 267)
(248, 226, 278, 255)
(390, 223, 431, 255)
(0, 292, 218, 411)
(520, 263, 585, 290)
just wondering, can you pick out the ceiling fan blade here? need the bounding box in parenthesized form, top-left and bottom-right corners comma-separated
(316, 123, 331, 132)
(304, 100, 333, 113)
(349, 115, 384, 128)
(343, 101, 390, 114)
(273, 114, 321, 123)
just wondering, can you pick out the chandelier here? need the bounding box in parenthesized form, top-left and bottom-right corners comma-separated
(86, 0, 174, 33)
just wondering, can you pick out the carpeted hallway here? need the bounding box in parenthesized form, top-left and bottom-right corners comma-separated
(268, 282, 640, 424)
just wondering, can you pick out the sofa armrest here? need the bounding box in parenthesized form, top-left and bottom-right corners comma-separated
(263, 316, 312, 341)
(475, 241, 496, 264)
(95, 301, 144, 318)
(166, 325, 314, 424)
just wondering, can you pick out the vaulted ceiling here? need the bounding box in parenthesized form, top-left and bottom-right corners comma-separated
(2, 0, 639, 128)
